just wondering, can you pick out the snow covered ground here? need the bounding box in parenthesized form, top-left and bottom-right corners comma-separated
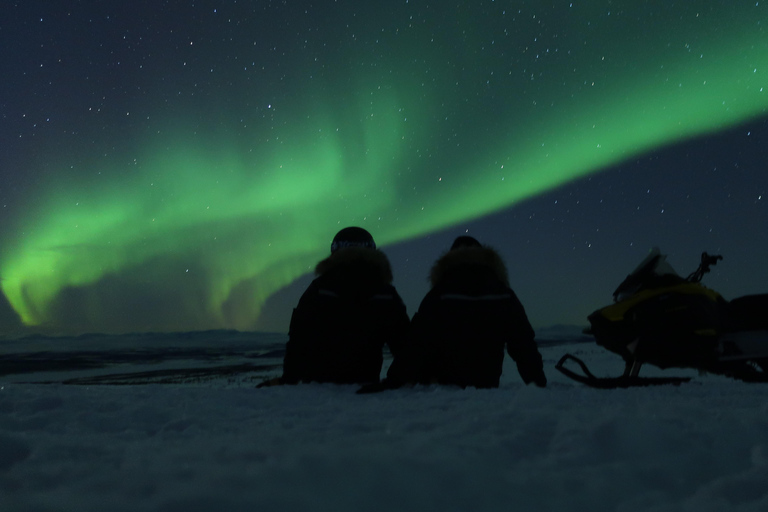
(1, 329, 767, 512)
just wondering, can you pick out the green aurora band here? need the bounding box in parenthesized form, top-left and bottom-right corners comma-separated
(2, 2, 767, 333)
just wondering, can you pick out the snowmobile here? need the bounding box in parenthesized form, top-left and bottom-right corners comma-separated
(556, 248, 768, 388)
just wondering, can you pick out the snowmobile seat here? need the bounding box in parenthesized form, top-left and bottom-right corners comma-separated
(727, 294, 768, 331)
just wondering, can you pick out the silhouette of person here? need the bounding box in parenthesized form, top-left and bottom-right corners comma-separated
(260, 227, 409, 386)
(387, 235, 546, 388)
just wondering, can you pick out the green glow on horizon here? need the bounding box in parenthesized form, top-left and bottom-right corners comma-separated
(2, 2, 767, 333)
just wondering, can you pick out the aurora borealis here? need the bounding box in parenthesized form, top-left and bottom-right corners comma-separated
(1, 1, 767, 335)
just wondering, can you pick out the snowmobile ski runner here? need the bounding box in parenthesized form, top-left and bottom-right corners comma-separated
(555, 354, 691, 388)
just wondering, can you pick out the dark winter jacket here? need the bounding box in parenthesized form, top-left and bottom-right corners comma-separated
(282, 247, 409, 384)
(388, 246, 546, 388)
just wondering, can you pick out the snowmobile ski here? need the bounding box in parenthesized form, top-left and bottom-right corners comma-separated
(555, 354, 692, 388)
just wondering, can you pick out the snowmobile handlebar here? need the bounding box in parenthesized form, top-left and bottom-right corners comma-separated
(686, 252, 723, 283)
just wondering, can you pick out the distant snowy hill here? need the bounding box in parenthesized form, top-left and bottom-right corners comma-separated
(0, 327, 589, 385)
(533, 324, 593, 346)
(0, 330, 286, 385)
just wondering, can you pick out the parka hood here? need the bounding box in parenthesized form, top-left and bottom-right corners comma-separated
(429, 246, 510, 288)
(315, 247, 394, 285)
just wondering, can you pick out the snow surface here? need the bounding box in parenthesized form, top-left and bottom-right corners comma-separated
(1, 330, 767, 512)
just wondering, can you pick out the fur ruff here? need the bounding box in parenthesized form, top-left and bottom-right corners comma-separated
(315, 247, 394, 284)
(429, 246, 510, 287)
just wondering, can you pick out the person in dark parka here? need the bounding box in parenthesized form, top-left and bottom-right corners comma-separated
(265, 227, 409, 386)
(387, 236, 546, 388)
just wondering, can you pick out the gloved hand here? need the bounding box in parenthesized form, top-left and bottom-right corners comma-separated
(256, 377, 286, 388)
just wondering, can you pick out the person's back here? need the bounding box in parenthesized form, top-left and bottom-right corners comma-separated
(388, 236, 546, 388)
(281, 227, 409, 384)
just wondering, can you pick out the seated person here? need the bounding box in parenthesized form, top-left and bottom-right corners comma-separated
(387, 236, 546, 388)
(264, 227, 409, 385)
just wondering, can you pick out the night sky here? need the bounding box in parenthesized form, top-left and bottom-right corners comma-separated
(1, 1, 766, 336)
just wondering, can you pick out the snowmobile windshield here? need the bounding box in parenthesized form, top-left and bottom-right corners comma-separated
(612, 248, 683, 302)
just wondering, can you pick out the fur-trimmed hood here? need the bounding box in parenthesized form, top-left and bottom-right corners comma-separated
(315, 247, 394, 284)
(429, 246, 510, 287)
